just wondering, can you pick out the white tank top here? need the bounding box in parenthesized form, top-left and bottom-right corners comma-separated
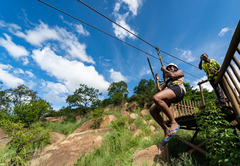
(166, 76, 186, 94)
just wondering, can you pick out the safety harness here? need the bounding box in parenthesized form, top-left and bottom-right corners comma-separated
(205, 61, 219, 79)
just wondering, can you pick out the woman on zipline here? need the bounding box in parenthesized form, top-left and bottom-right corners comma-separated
(149, 63, 186, 146)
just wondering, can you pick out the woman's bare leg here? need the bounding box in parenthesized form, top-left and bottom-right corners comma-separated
(152, 89, 179, 136)
(149, 104, 168, 134)
(149, 104, 169, 144)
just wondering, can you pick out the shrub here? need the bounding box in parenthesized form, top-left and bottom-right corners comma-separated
(92, 107, 104, 129)
(195, 101, 240, 165)
(0, 119, 51, 165)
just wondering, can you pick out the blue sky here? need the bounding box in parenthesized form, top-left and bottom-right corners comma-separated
(0, 0, 239, 110)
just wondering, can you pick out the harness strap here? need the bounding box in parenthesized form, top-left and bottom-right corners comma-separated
(172, 80, 184, 84)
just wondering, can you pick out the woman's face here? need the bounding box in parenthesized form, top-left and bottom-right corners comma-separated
(167, 65, 176, 72)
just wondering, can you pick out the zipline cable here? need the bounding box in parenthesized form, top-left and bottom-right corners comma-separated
(38, 0, 201, 80)
(77, 0, 199, 69)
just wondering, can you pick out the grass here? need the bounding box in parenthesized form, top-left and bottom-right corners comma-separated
(0, 145, 14, 164)
(0, 106, 212, 166)
(42, 117, 89, 135)
(74, 110, 211, 166)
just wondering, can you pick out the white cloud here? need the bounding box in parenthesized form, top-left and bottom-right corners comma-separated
(0, 33, 29, 58)
(56, 26, 94, 64)
(112, 0, 142, 40)
(26, 80, 37, 89)
(60, 15, 89, 36)
(13, 21, 60, 46)
(218, 27, 230, 37)
(0, 20, 21, 31)
(139, 67, 151, 77)
(32, 47, 110, 93)
(43, 93, 66, 103)
(192, 76, 213, 92)
(122, 0, 143, 16)
(109, 68, 128, 82)
(75, 24, 90, 36)
(0, 63, 25, 87)
(25, 70, 34, 77)
(175, 48, 196, 62)
(13, 68, 24, 74)
(41, 80, 69, 95)
(22, 57, 29, 65)
(112, 13, 137, 40)
(12, 21, 94, 64)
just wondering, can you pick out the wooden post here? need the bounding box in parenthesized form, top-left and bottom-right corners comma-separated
(224, 74, 240, 105)
(197, 101, 200, 108)
(232, 55, 240, 70)
(226, 68, 240, 96)
(174, 135, 209, 155)
(222, 75, 240, 123)
(199, 84, 205, 106)
(215, 20, 240, 84)
(230, 62, 240, 83)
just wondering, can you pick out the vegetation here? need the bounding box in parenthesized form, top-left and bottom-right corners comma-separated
(195, 101, 240, 165)
(0, 79, 237, 165)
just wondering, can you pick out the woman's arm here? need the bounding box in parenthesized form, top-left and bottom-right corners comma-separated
(161, 66, 184, 80)
(155, 73, 166, 92)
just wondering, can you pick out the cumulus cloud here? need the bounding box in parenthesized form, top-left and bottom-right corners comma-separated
(112, 13, 137, 39)
(0, 33, 29, 58)
(192, 76, 213, 92)
(175, 48, 196, 62)
(112, 0, 142, 39)
(218, 27, 231, 37)
(32, 47, 110, 93)
(122, 0, 143, 16)
(109, 68, 128, 82)
(0, 63, 24, 87)
(41, 80, 69, 95)
(13, 21, 94, 64)
(13, 21, 60, 46)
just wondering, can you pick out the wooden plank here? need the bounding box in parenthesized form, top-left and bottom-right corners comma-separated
(183, 99, 187, 115)
(177, 141, 206, 162)
(173, 135, 209, 155)
(174, 104, 179, 118)
(192, 101, 196, 114)
(180, 100, 184, 116)
(189, 100, 193, 115)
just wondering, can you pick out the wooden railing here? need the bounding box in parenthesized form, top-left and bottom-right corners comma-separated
(198, 20, 240, 124)
(162, 99, 201, 121)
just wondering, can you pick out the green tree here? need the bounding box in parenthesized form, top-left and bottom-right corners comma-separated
(13, 99, 52, 127)
(130, 79, 157, 107)
(107, 81, 128, 98)
(184, 83, 217, 104)
(8, 84, 38, 107)
(66, 84, 102, 114)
